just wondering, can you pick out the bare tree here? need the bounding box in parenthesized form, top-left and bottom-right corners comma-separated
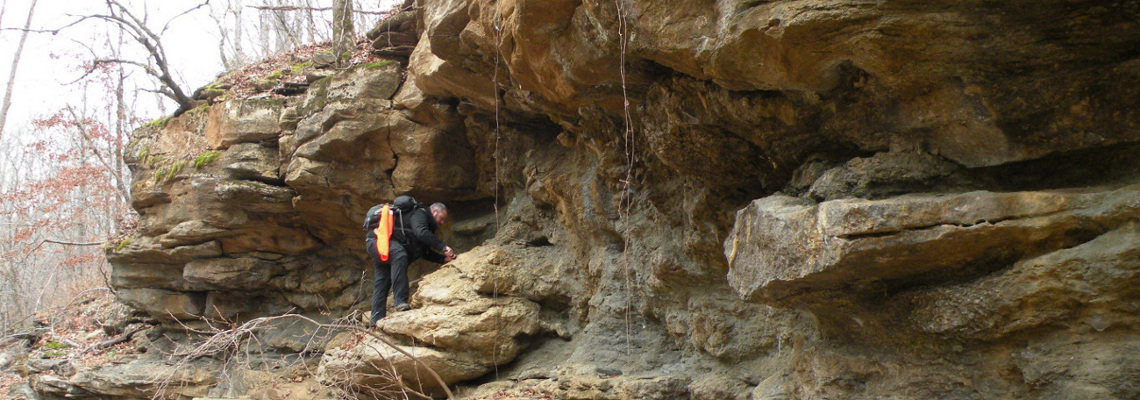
(211, 0, 244, 71)
(248, 0, 396, 57)
(63, 0, 206, 115)
(0, 0, 39, 140)
(332, 0, 354, 63)
(233, 0, 245, 66)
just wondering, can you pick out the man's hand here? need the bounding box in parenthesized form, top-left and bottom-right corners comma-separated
(443, 246, 457, 262)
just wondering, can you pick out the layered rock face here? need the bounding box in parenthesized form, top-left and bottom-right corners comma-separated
(74, 0, 1140, 399)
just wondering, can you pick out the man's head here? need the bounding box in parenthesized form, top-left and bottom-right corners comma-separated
(429, 202, 448, 226)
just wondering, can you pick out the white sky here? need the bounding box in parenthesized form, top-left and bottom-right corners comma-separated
(0, 0, 399, 130)
(0, 0, 222, 126)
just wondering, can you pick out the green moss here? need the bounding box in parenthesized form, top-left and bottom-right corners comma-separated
(136, 148, 149, 162)
(166, 161, 184, 181)
(142, 116, 171, 130)
(44, 350, 65, 358)
(266, 70, 284, 80)
(247, 97, 284, 107)
(147, 156, 165, 168)
(153, 167, 166, 183)
(298, 76, 332, 115)
(43, 340, 70, 350)
(194, 151, 220, 168)
(113, 238, 132, 252)
(363, 60, 396, 70)
(185, 104, 211, 116)
(291, 61, 313, 74)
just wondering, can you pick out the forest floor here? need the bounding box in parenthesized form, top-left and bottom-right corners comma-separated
(0, 290, 137, 399)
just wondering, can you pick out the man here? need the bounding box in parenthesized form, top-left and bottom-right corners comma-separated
(366, 200, 457, 326)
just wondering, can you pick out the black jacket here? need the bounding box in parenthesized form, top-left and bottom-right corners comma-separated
(389, 208, 448, 263)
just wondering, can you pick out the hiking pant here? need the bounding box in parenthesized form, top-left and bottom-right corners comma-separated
(366, 239, 409, 324)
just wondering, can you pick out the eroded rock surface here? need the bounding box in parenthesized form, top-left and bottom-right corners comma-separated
(726, 185, 1140, 306)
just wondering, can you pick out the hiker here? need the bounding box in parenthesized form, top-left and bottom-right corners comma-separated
(364, 196, 457, 326)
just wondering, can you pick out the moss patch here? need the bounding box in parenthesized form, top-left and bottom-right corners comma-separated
(142, 116, 171, 130)
(185, 104, 211, 116)
(300, 77, 332, 115)
(291, 61, 314, 74)
(153, 167, 167, 184)
(166, 161, 185, 181)
(266, 70, 284, 80)
(113, 238, 132, 252)
(363, 60, 396, 70)
(147, 155, 166, 168)
(43, 340, 70, 350)
(194, 151, 220, 168)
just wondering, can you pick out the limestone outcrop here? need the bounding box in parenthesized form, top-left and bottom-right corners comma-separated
(34, 0, 1140, 399)
(726, 185, 1140, 306)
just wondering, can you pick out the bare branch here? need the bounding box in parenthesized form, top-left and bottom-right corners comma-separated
(0, 26, 60, 34)
(41, 239, 104, 246)
(160, 0, 211, 36)
(247, 5, 393, 16)
(0, 0, 38, 140)
(64, 105, 129, 203)
(50, 1, 197, 114)
(155, 313, 456, 400)
(83, 324, 148, 353)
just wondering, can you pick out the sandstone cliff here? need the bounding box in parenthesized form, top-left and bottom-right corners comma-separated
(29, 0, 1140, 399)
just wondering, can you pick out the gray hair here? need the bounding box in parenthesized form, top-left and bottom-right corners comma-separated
(430, 202, 447, 213)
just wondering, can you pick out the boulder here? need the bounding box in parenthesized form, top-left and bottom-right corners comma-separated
(328, 62, 403, 101)
(906, 222, 1140, 339)
(30, 358, 217, 400)
(111, 263, 188, 290)
(317, 245, 549, 395)
(159, 220, 230, 248)
(182, 257, 282, 291)
(381, 253, 546, 360)
(219, 143, 281, 182)
(115, 288, 207, 320)
(725, 185, 1140, 306)
(205, 99, 284, 149)
(318, 332, 487, 398)
(108, 237, 223, 266)
(407, 30, 496, 109)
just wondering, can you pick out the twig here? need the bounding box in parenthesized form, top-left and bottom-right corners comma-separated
(47, 287, 113, 333)
(42, 239, 104, 246)
(154, 313, 456, 400)
(83, 324, 148, 353)
(247, 5, 394, 16)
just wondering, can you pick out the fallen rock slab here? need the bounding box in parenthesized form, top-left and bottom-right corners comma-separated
(725, 185, 1140, 306)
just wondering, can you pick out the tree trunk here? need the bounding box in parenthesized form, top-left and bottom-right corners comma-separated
(233, 0, 244, 65)
(0, 0, 38, 140)
(332, 0, 354, 64)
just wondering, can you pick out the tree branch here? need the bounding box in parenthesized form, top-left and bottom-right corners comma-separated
(247, 5, 393, 16)
(51, 1, 198, 114)
(160, 0, 211, 36)
(41, 239, 104, 246)
(64, 105, 129, 204)
(0, 0, 38, 140)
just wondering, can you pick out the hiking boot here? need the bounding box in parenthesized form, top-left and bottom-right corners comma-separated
(393, 303, 411, 312)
